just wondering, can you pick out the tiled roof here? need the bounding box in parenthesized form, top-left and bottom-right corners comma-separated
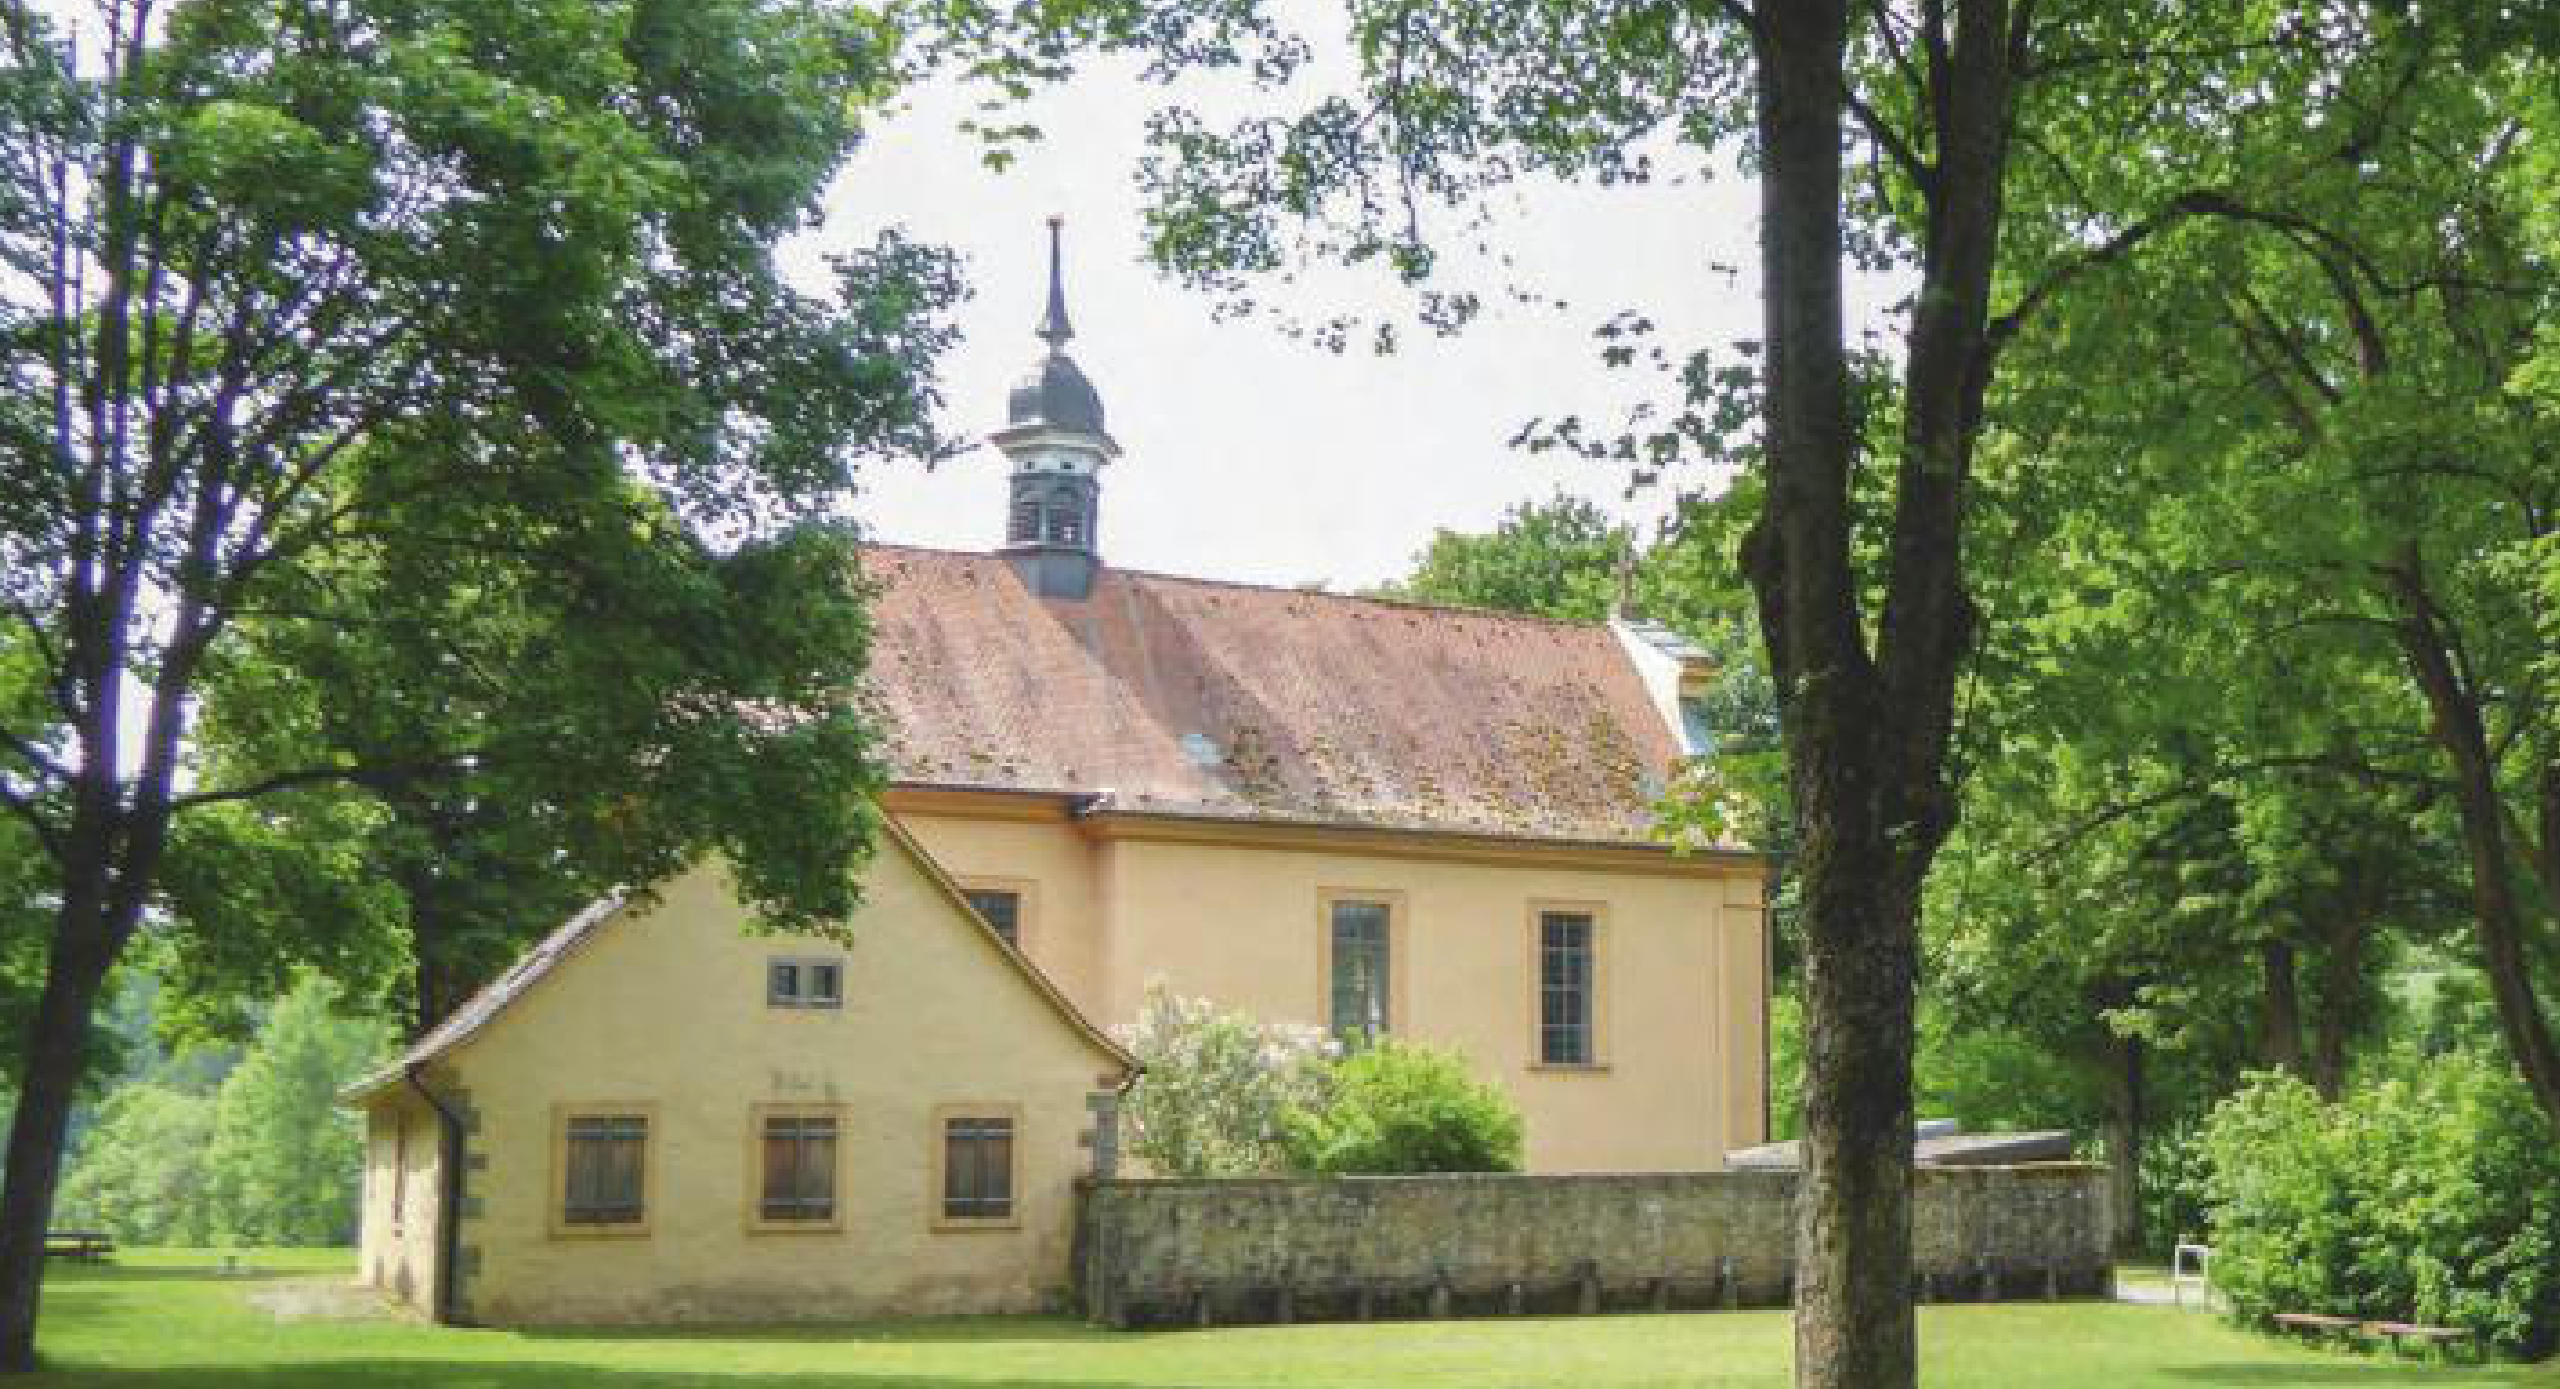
(860, 546, 1686, 843)
(339, 894, 626, 1101)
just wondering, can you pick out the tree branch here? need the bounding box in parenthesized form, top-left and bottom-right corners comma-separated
(2024, 752, 2449, 867)
(1985, 189, 2224, 358)
(0, 779, 64, 862)
(0, 727, 71, 786)
(170, 760, 460, 813)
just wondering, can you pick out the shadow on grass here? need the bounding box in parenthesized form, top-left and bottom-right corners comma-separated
(34, 1354, 2537, 1389)
(2158, 1369, 2516, 1385)
(31, 1361, 1163, 1389)
(47, 1264, 318, 1285)
(510, 1316, 1137, 1347)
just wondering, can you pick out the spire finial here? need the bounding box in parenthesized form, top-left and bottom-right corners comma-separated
(1038, 215, 1073, 349)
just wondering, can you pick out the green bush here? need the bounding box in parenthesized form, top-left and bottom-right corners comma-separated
(2197, 1058, 2560, 1356)
(1282, 1043, 1523, 1175)
(2140, 1121, 2213, 1258)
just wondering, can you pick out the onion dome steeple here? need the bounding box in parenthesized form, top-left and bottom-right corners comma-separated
(993, 217, 1118, 600)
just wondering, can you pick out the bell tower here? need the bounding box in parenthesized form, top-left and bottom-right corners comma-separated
(993, 217, 1118, 600)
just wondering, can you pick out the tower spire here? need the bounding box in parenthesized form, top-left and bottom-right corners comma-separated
(1038, 215, 1073, 348)
(996, 216, 1116, 600)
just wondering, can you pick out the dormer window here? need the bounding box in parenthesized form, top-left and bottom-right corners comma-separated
(1678, 692, 1718, 754)
(768, 957, 842, 1009)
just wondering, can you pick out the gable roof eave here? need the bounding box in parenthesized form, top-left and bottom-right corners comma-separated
(881, 816, 1138, 1076)
(337, 893, 630, 1106)
(337, 826, 1137, 1110)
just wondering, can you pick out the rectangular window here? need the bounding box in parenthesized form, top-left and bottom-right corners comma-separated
(1329, 898, 1392, 1049)
(962, 889, 1023, 948)
(940, 1115, 1016, 1223)
(561, 1115, 648, 1227)
(768, 956, 842, 1008)
(758, 1114, 838, 1224)
(1540, 911, 1597, 1065)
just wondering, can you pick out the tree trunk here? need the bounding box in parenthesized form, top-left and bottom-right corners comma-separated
(404, 873, 473, 1041)
(2389, 557, 2560, 1129)
(1750, 2, 1906, 1383)
(2099, 1033, 2146, 1254)
(0, 886, 121, 1371)
(2257, 938, 2305, 1078)
(1745, 3, 2015, 1384)
(413, 953, 472, 1041)
(2307, 900, 2371, 1102)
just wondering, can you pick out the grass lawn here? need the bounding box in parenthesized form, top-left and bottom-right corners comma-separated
(26, 1250, 2556, 1388)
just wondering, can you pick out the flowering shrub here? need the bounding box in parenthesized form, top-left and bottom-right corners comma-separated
(1112, 985, 1334, 1176)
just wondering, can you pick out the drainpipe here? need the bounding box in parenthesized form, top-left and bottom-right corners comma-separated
(402, 1067, 468, 1325)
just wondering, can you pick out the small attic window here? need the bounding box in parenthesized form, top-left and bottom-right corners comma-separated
(769, 957, 842, 1009)
(1179, 732, 1223, 767)
(962, 888, 1022, 947)
(1677, 694, 1718, 754)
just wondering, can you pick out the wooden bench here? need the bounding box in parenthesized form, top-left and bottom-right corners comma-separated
(42, 1231, 113, 1261)
(2271, 1312, 2360, 1343)
(2274, 1313, 2479, 1362)
(2370, 1321, 2477, 1361)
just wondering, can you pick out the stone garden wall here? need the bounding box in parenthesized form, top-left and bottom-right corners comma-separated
(1074, 1164, 2110, 1327)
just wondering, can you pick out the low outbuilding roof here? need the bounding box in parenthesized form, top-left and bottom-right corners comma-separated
(1724, 1129, 2077, 1171)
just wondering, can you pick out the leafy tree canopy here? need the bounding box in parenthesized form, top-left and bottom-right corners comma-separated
(0, 0, 956, 1360)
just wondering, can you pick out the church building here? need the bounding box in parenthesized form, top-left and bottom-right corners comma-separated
(346, 221, 1770, 1326)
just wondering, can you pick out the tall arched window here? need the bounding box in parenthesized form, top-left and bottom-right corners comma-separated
(1008, 491, 1043, 545)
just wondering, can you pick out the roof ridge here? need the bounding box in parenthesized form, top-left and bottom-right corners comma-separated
(858, 541, 1612, 632)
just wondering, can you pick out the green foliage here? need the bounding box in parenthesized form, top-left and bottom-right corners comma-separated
(1375, 495, 1630, 622)
(0, 0, 962, 1070)
(201, 982, 391, 1245)
(1280, 1044, 1523, 1176)
(54, 1085, 217, 1248)
(1768, 992, 1802, 1140)
(2140, 1122, 2215, 1256)
(1114, 988, 1333, 1177)
(1911, 1002, 2105, 1140)
(57, 977, 388, 1248)
(2198, 1062, 2560, 1356)
(190, 507, 897, 1030)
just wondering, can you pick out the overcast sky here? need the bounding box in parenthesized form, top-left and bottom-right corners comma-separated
(802, 40, 1782, 592)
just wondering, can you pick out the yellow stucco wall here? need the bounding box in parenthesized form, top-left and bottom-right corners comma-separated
(896, 807, 1769, 1174)
(357, 834, 1124, 1325)
(357, 1090, 442, 1316)
(897, 810, 1109, 1016)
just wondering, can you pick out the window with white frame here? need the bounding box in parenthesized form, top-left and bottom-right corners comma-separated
(1538, 910, 1597, 1065)
(767, 956, 843, 1009)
